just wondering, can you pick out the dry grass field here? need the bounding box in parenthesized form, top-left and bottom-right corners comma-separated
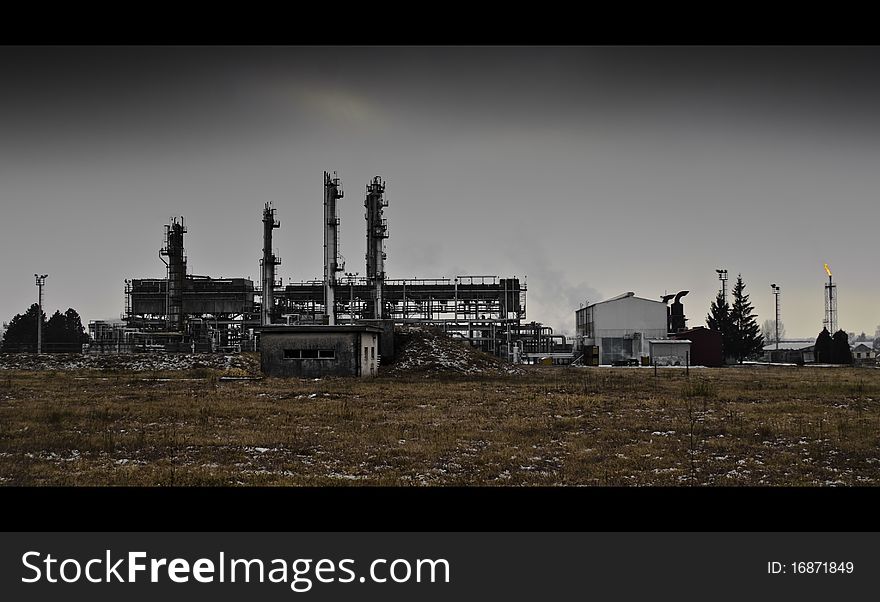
(2, 354, 880, 486)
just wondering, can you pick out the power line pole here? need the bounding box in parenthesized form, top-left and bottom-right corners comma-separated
(35, 274, 47, 354)
(345, 272, 359, 325)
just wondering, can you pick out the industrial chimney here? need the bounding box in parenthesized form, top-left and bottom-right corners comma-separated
(663, 290, 688, 334)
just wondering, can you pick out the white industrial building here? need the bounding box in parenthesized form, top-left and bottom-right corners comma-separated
(575, 292, 670, 365)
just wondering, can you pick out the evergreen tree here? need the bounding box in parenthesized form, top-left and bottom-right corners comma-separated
(44, 310, 67, 349)
(63, 308, 89, 347)
(706, 289, 735, 362)
(0, 304, 45, 352)
(831, 330, 853, 365)
(43, 308, 89, 352)
(815, 328, 833, 363)
(2, 305, 88, 353)
(729, 274, 764, 362)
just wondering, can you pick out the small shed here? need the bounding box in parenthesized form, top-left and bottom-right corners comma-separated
(648, 339, 692, 366)
(259, 325, 383, 378)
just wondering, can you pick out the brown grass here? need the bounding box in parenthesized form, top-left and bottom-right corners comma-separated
(2, 360, 880, 486)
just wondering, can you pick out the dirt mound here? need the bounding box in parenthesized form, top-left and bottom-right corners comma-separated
(0, 352, 260, 374)
(385, 325, 522, 377)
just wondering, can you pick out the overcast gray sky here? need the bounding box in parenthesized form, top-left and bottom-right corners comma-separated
(1, 46, 878, 338)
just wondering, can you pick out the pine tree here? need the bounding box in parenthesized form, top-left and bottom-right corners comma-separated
(0, 304, 45, 352)
(706, 290, 735, 362)
(63, 308, 89, 346)
(831, 330, 853, 365)
(43, 308, 89, 352)
(729, 274, 764, 363)
(1, 305, 88, 353)
(815, 327, 833, 363)
(44, 310, 67, 350)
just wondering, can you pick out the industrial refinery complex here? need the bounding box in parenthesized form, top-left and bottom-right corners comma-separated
(86, 172, 573, 375)
(37, 171, 859, 377)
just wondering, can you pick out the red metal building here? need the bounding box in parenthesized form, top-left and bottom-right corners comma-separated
(673, 326, 723, 367)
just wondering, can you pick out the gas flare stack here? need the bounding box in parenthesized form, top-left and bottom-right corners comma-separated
(823, 262, 837, 334)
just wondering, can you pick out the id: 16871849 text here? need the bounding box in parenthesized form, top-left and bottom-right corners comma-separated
(768, 561, 854, 575)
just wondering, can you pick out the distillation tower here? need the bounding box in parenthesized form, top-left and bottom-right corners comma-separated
(323, 171, 345, 325)
(261, 202, 281, 326)
(365, 176, 389, 320)
(160, 217, 187, 333)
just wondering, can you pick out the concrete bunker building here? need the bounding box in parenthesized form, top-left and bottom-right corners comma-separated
(260, 325, 382, 378)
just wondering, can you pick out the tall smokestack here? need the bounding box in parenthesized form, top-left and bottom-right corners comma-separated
(324, 171, 344, 325)
(365, 176, 388, 320)
(160, 217, 187, 333)
(261, 202, 280, 326)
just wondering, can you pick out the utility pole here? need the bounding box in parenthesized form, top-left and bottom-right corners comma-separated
(35, 274, 47, 354)
(771, 283, 780, 350)
(454, 277, 459, 322)
(504, 278, 509, 360)
(345, 272, 358, 325)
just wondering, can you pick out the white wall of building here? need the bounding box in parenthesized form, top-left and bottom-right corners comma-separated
(592, 296, 667, 335)
(648, 340, 692, 366)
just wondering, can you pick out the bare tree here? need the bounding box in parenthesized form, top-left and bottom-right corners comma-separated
(761, 319, 785, 344)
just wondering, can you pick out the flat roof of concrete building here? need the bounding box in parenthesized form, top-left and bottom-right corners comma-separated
(259, 325, 384, 334)
(675, 326, 716, 334)
(762, 340, 815, 351)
